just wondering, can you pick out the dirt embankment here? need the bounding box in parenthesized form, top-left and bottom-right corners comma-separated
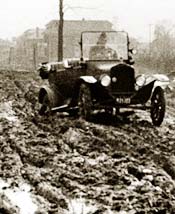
(0, 70, 175, 214)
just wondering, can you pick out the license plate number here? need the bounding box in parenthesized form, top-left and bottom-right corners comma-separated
(116, 97, 131, 104)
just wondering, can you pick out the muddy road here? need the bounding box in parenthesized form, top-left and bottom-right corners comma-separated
(0, 70, 175, 214)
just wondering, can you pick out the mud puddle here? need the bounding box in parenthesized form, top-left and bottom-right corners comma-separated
(0, 179, 38, 214)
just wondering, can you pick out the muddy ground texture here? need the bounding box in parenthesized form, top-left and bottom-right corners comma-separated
(0, 70, 175, 214)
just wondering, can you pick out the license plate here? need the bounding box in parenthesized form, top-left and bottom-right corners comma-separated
(116, 97, 131, 104)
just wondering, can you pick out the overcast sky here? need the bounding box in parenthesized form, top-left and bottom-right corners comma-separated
(1, 0, 175, 41)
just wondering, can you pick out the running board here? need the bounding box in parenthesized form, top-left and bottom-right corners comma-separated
(51, 105, 78, 112)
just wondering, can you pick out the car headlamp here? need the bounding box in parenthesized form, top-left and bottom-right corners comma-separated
(100, 75, 111, 87)
(136, 74, 146, 87)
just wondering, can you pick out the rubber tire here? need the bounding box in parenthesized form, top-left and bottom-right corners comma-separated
(105, 107, 113, 115)
(151, 87, 166, 126)
(78, 84, 92, 121)
(39, 93, 50, 115)
(68, 108, 79, 117)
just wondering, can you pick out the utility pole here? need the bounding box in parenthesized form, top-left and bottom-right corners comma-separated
(9, 47, 14, 70)
(58, 0, 64, 61)
(33, 42, 37, 70)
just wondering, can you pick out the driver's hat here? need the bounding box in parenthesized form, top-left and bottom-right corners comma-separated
(97, 32, 107, 44)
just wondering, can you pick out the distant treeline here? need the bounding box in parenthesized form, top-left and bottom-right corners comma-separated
(136, 20, 175, 73)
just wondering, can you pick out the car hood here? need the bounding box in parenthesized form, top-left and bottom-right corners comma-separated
(86, 61, 121, 72)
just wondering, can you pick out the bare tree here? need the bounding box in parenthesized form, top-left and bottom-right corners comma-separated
(151, 20, 175, 71)
(137, 20, 175, 73)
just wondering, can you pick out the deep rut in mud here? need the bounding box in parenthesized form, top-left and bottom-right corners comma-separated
(0, 70, 175, 213)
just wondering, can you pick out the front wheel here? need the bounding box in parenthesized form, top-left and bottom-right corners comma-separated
(78, 84, 92, 120)
(150, 87, 166, 126)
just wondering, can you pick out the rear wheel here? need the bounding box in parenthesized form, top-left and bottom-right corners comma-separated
(78, 84, 92, 120)
(39, 93, 50, 115)
(151, 87, 165, 126)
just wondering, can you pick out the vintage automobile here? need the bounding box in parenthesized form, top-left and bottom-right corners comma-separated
(38, 30, 167, 126)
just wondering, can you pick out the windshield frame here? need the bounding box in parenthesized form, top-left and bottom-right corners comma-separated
(80, 31, 129, 61)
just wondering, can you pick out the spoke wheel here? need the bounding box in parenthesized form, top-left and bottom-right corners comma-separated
(151, 87, 165, 126)
(78, 84, 92, 120)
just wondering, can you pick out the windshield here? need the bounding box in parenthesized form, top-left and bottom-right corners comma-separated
(82, 31, 128, 61)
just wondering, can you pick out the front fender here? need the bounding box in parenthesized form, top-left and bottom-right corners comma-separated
(153, 80, 170, 91)
(80, 76, 97, 84)
(131, 80, 156, 104)
(70, 76, 112, 106)
(145, 74, 169, 92)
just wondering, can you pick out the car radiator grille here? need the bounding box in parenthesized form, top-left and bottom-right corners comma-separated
(110, 64, 135, 94)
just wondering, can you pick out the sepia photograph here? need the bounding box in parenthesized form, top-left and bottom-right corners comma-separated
(0, 0, 175, 213)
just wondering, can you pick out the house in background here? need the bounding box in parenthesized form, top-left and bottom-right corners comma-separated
(15, 28, 47, 70)
(0, 39, 14, 70)
(1, 20, 113, 71)
(45, 20, 113, 61)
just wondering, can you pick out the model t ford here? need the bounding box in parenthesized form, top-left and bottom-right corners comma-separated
(38, 31, 167, 126)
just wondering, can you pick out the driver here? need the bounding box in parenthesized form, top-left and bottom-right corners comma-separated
(89, 32, 117, 60)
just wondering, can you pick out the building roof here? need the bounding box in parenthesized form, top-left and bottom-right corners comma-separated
(46, 19, 113, 33)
